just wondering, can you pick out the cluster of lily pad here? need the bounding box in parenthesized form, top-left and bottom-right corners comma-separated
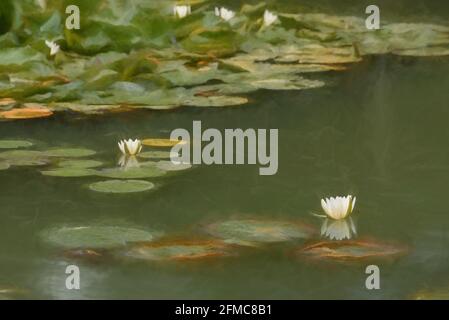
(1, 0, 449, 118)
(0, 138, 192, 193)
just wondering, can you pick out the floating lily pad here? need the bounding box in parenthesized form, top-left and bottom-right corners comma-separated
(0, 140, 33, 149)
(0, 106, 53, 119)
(42, 226, 160, 249)
(155, 160, 192, 172)
(0, 150, 50, 166)
(137, 151, 173, 159)
(120, 240, 233, 261)
(0, 162, 10, 170)
(184, 95, 249, 108)
(43, 148, 97, 158)
(97, 166, 166, 179)
(141, 138, 188, 147)
(41, 168, 97, 177)
(58, 159, 103, 168)
(299, 240, 407, 261)
(206, 219, 316, 246)
(0, 98, 16, 107)
(89, 180, 155, 193)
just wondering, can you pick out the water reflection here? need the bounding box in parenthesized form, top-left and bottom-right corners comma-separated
(118, 155, 140, 169)
(320, 218, 357, 241)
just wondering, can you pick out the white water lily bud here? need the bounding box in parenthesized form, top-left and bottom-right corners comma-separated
(45, 40, 60, 56)
(321, 195, 356, 220)
(173, 5, 191, 19)
(36, 0, 46, 10)
(263, 10, 278, 27)
(215, 7, 235, 21)
(118, 139, 142, 156)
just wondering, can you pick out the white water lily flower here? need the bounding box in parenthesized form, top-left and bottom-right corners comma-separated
(118, 139, 142, 156)
(263, 10, 278, 27)
(45, 40, 60, 56)
(215, 7, 236, 21)
(321, 218, 357, 241)
(173, 5, 191, 19)
(321, 195, 356, 220)
(36, 0, 46, 9)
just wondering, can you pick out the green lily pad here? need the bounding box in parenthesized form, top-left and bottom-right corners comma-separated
(97, 166, 166, 179)
(89, 180, 155, 193)
(0, 162, 10, 170)
(41, 168, 97, 177)
(57, 159, 103, 168)
(43, 148, 97, 158)
(299, 240, 408, 261)
(0, 140, 33, 149)
(120, 240, 233, 261)
(0, 150, 50, 166)
(42, 226, 160, 249)
(206, 219, 316, 246)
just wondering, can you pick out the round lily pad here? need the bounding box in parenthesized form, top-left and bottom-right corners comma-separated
(120, 240, 233, 261)
(42, 226, 160, 249)
(138, 151, 172, 159)
(299, 240, 407, 261)
(155, 160, 192, 172)
(0, 140, 33, 149)
(0, 162, 10, 170)
(0, 150, 50, 166)
(206, 219, 316, 246)
(43, 148, 97, 158)
(97, 166, 166, 179)
(89, 180, 155, 193)
(0, 106, 53, 119)
(58, 159, 103, 168)
(141, 138, 188, 147)
(41, 168, 97, 177)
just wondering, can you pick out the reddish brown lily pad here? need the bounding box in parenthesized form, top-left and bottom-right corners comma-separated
(0, 105, 53, 119)
(0, 98, 16, 107)
(299, 240, 408, 261)
(120, 239, 234, 262)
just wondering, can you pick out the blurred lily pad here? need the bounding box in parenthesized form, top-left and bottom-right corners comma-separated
(89, 179, 155, 193)
(184, 95, 249, 107)
(41, 168, 97, 177)
(43, 148, 97, 158)
(299, 240, 408, 261)
(0, 106, 53, 119)
(0, 162, 10, 170)
(42, 226, 160, 249)
(58, 159, 103, 168)
(0, 150, 50, 166)
(120, 239, 233, 261)
(141, 138, 188, 147)
(0, 140, 33, 149)
(206, 219, 316, 246)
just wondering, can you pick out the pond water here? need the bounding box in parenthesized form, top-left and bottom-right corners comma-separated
(1, 0, 449, 300)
